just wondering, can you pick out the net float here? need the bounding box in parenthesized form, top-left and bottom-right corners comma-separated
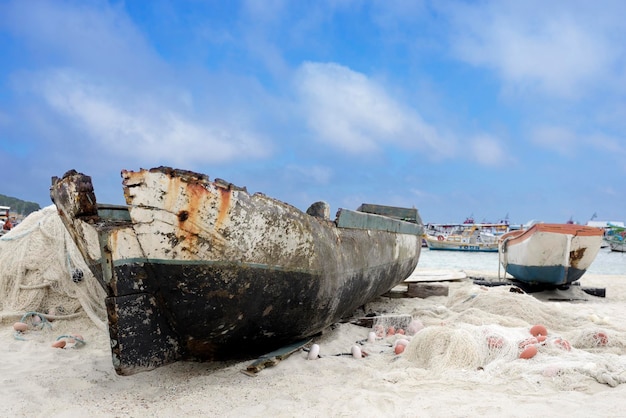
(519, 344, 538, 359)
(530, 324, 548, 337)
(307, 344, 320, 360)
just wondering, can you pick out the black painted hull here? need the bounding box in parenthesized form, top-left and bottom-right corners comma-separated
(50, 167, 423, 375)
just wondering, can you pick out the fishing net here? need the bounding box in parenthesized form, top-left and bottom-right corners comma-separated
(360, 281, 626, 388)
(0, 205, 107, 330)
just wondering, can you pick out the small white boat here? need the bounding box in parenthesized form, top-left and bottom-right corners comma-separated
(499, 223, 604, 286)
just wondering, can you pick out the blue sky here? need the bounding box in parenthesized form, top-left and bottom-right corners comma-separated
(1, 0, 625, 225)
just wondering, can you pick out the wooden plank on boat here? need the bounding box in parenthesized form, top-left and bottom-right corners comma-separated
(97, 204, 131, 221)
(404, 269, 467, 282)
(356, 203, 421, 223)
(336, 209, 423, 235)
(242, 338, 312, 377)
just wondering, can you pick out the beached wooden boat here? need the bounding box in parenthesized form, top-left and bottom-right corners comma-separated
(50, 167, 424, 375)
(424, 223, 507, 252)
(499, 223, 604, 286)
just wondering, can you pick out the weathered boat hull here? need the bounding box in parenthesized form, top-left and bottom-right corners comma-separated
(499, 224, 603, 286)
(50, 167, 423, 375)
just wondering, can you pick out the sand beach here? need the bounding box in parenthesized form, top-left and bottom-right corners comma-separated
(1, 208, 626, 417)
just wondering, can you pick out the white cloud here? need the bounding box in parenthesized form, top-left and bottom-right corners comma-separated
(285, 164, 333, 184)
(469, 134, 511, 167)
(530, 125, 577, 156)
(3, 0, 161, 78)
(35, 69, 270, 164)
(444, 1, 624, 98)
(587, 133, 626, 172)
(294, 62, 454, 157)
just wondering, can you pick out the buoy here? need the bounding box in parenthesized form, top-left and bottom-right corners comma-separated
(51, 340, 66, 349)
(307, 344, 320, 360)
(394, 338, 410, 348)
(396, 329, 405, 335)
(351, 345, 362, 359)
(536, 335, 547, 343)
(553, 338, 571, 351)
(367, 331, 376, 343)
(13, 322, 29, 332)
(530, 324, 548, 337)
(387, 326, 396, 336)
(519, 344, 538, 359)
(593, 332, 608, 346)
(394, 344, 405, 355)
(47, 308, 56, 322)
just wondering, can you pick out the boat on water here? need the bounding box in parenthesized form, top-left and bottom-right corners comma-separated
(423, 221, 509, 252)
(499, 223, 604, 287)
(604, 225, 626, 252)
(607, 235, 626, 252)
(50, 167, 424, 375)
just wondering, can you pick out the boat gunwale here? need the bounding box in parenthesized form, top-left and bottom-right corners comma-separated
(500, 223, 604, 247)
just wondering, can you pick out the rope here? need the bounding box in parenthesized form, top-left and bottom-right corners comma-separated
(12, 311, 51, 340)
(56, 334, 86, 347)
(2, 309, 85, 322)
(19, 283, 51, 290)
(19, 311, 51, 327)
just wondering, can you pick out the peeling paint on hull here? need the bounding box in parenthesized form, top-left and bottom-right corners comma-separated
(50, 167, 423, 375)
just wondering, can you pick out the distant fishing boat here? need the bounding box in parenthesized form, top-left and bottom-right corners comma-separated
(424, 222, 509, 252)
(50, 167, 424, 375)
(603, 225, 626, 252)
(499, 223, 604, 286)
(608, 235, 626, 252)
(1, 205, 11, 236)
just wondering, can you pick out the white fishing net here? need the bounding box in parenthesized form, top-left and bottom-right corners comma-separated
(0, 205, 107, 331)
(358, 281, 626, 388)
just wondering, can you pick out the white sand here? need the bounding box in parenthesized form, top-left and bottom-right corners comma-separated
(2, 271, 626, 417)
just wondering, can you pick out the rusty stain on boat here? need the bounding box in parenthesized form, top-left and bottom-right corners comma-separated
(50, 166, 424, 375)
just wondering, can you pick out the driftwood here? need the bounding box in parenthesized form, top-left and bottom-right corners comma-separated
(350, 314, 412, 329)
(241, 339, 312, 376)
(407, 283, 449, 298)
(473, 278, 606, 299)
(384, 283, 449, 299)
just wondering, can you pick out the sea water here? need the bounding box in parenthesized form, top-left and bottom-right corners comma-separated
(418, 247, 626, 276)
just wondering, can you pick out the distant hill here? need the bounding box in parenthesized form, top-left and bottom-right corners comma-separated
(0, 194, 41, 216)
